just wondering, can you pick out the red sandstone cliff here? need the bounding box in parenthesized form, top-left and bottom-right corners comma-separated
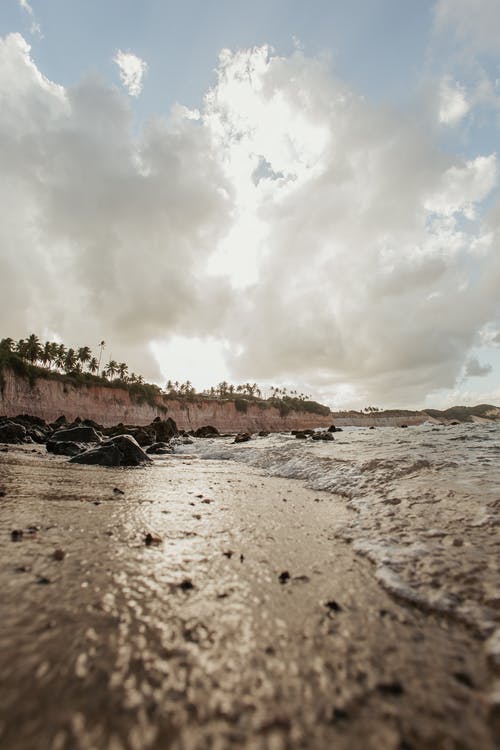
(0, 368, 334, 432)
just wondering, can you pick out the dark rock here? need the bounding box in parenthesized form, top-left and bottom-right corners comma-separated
(113, 487, 124, 494)
(50, 426, 102, 443)
(369, 426, 376, 430)
(278, 571, 290, 584)
(258, 430, 270, 437)
(70, 434, 152, 467)
(450, 421, 460, 426)
(325, 599, 342, 612)
(145, 532, 162, 545)
(11, 529, 23, 541)
(46, 440, 85, 457)
(132, 428, 155, 447)
(146, 442, 172, 455)
(81, 418, 103, 430)
(292, 429, 314, 437)
(327, 424, 342, 433)
(51, 415, 67, 428)
(193, 425, 219, 438)
(234, 433, 251, 443)
(179, 578, 194, 591)
(14, 414, 47, 428)
(400, 424, 408, 429)
(53, 549, 65, 561)
(0, 421, 26, 443)
(295, 432, 308, 439)
(151, 417, 178, 442)
(377, 681, 404, 696)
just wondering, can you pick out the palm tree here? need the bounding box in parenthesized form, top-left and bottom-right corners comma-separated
(117, 362, 129, 381)
(40, 341, 54, 369)
(105, 360, 118, 379)
(88, 357, 99, 375)
(97, 340, 106, 371)
(0, 337, 14, 353)
(55, 344, 67, 371)
(77, 346, 92, 370)
(64, 348, 77, 373)
(16, 339, 28, 359)
(25, 334, 41, 364)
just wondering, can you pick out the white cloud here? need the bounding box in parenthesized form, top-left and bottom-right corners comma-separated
(18, 0, 41, 37)
(0, 33, 231, 380)
(438, 76, 469, 124)
(1, 37, 500, 407)
(113, 50, 148, 97)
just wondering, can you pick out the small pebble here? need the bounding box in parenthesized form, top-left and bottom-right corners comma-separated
(53, 549, 66, 561)
(279, 571, 290, 584)
(144, 532, 162, 546)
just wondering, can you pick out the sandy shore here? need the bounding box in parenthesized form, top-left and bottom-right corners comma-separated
(0, 445, 496, 749)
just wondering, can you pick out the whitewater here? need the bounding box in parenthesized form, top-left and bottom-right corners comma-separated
(175, 423, 500, 644)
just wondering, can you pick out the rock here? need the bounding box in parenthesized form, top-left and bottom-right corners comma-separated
(50, 426, 102, 443)
(151, 417, 178, 442)
(325, 599, 342, 612)
(292, 429, 314, 436)
(144, 532, 162, 545)
(295, 432, 308, 439)
(46, 440, 85, 457)
(51, 415, 67, 428)
(193, 425, 219, 438)
(11, 529, 23, 541)
(279, 571, 290, 584)
(132, 428, 156, 447)
(146, 442, 172, 455)
(53, 549, 65, 561)
(70, 434, 152, 467)
(327, 424, 342, 433)
(258, 430, 270, 437)
(0, 421, 26, 443)
(234, 433, 251, 443)
(400, 424, 408, 429)
(178, 578, 194, 591)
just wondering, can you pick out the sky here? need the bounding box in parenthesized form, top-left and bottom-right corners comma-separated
(1, 1, 500, 410)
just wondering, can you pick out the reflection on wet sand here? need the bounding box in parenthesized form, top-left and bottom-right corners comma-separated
(0, 445, 497, 749)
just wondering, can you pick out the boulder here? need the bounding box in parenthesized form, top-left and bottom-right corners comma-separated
(258, 431, 270, 437)
(146, 442, 172, 455)
(234, 433, 251, 443)
(194, 425, 219, 438)
(0, 421, 27, 443)
(151, 417, 178, 442)
(46, 440, 85, 457)
(70, 435, 152, 467)
(50, 426, 102, 443)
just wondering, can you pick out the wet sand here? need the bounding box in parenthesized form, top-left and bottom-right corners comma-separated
(0, 445, 497, 749)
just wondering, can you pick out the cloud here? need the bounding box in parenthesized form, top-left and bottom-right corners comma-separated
(113, 50, 148, 97)
(464, 357, 493, 377)
(433, 0, 500, 57)
(1, 36, 500, 406)
(0, 33, 231, 379)
(17, 0, 41, 37)
(203, 47, 500, 405)
(438, 76, 469, 124)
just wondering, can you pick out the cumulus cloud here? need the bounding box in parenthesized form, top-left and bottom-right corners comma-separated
(113, 50, 148, 96)
(464, 357, 493, 377)
(1, 36, 500, 406)
(203, 47, 500, 405)
(0, 33, 231, 378)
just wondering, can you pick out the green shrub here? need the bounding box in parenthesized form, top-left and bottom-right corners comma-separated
(234, 397, 248, 413)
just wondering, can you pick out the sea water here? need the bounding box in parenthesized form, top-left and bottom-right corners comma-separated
(175, 423, 500, 644)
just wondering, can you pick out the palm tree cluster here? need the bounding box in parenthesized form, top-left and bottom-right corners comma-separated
(1, 335, 316, 406)
(0, 335, 143, 384)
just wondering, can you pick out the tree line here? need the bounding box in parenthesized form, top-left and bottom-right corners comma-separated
(0, 335, 313, 403)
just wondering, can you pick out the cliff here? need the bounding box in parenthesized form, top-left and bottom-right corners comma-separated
(0, 368, 334, 432)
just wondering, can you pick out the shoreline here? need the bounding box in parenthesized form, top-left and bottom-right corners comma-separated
(0, 444, 497, 749)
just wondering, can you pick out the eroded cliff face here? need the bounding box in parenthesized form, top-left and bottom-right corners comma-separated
(0, 369, 334, 432)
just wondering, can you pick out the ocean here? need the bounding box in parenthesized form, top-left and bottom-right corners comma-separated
(175, 423, 500, 642)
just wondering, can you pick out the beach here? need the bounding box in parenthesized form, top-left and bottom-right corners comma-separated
(0, 431, 498, 750)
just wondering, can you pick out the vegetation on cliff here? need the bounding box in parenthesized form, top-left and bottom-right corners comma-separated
(0, 336, 331, 416)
